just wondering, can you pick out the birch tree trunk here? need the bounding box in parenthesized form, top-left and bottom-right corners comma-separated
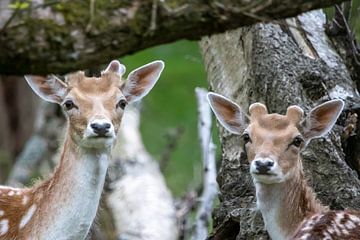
(200, 10, 360, 239)
(106, 106, 178, 240)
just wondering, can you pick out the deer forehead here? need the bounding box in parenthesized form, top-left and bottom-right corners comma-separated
(67, 71, 123, 94)
(69, 87, 121, 105)
(248, 114, 300, 145)
(249, 102, 303, 126)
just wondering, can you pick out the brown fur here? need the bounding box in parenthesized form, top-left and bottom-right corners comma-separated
(276, 170, 326, 237)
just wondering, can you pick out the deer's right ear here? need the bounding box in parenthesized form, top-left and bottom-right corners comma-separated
(24, 75, 67, 104)
(207, 92, 248, 135)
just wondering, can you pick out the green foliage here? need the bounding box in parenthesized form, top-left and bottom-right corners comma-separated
(121, 40, 207, 196)
(8, 1, 29, 10)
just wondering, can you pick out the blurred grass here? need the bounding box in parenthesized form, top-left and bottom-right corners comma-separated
(121, 40, 208, 196)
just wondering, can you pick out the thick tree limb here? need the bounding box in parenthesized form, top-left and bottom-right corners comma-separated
(0, 0, 347, 74)
(192, 88, 218, 240)
(106, 105, 178, 240)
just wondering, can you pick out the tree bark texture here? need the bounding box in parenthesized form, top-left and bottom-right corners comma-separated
(199, 10, 360, 240)
(0, 0, 348, 75)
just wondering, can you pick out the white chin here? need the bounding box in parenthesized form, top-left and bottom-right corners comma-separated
(251, 173, 284, 184)
(81, 137, 114, 149)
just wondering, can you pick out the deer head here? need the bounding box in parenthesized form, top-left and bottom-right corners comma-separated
(207, 93, 344, 184)
(25, 60, 164, 150)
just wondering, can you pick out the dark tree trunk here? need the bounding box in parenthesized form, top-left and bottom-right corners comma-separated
(200, 10, 360, 240)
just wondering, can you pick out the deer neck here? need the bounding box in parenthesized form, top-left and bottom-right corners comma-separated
(29, 131, 110, 239)
(254, 163, 325, 240)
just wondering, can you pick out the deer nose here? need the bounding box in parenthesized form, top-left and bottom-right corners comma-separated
(255, 159, 274, 174)
(90, 122, 111, 136)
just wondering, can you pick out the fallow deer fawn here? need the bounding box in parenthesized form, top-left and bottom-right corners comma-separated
(0, 60, 164, 240)
(207, 92, 360, 240)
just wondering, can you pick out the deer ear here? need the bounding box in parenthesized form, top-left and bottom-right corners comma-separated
(121, 60, 164, 103)
(24, 75, 67, 104)
(300, 99, 344, 141)
(207, 92, 248, 135)
(103, 60, 126, 76)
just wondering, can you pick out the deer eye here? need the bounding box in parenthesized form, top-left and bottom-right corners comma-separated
(63, 100, 76, 111)
(116, 99, 127, 110)
(291, 136, 304, 147)
(242, 133, 251, 143)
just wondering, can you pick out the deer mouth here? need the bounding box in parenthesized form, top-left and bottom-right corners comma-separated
(89, 135, 112, 139)
(254, 172, 277, 176)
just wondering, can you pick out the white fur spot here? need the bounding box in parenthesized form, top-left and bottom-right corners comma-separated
(300, 233, 310, 239)
(22, 195, 29, 205)
(19, 204, 36, 229)
(0, 219, 9, 236)
(332, 222, 341, 236)
(0, 210, 4, 216)
(342, 227, 350, 235)
(345, 220, 356, 230)
(349, 214, 360, 223)
(7, 191, 14, 196)
(16, 191, 21, 196)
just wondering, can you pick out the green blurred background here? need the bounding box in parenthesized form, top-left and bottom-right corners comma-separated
(121, 41, 208, 197)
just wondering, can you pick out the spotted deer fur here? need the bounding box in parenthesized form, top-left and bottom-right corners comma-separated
(0, 60, 164, 240)
(207, 92, 360, 240)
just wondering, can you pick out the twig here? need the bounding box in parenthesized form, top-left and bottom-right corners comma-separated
(149, 0, 158, 32)
(341, 1, 352, 22)
(86, 0, 96, 32)
(0, 2, 22, 34)
(327, 4, 360, 66)
(159, 127, 184, 172)
(176, 191, 198, 240)
(192, 88, 218, 240)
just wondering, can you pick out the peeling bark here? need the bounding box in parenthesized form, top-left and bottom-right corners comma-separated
(0, 0, 347, 74)
(192, 88, 218, 240)
(200, 10, 360, 239)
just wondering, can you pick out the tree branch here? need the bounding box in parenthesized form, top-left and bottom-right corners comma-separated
(0, 0, 347, 74)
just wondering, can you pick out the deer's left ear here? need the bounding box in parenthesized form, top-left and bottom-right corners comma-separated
(121, 61, 164, 103)
(300, 99, 344, 141)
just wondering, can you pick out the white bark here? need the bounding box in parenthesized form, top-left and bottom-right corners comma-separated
(106, 106, 178, 240)
(192, 88, 218, 240)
